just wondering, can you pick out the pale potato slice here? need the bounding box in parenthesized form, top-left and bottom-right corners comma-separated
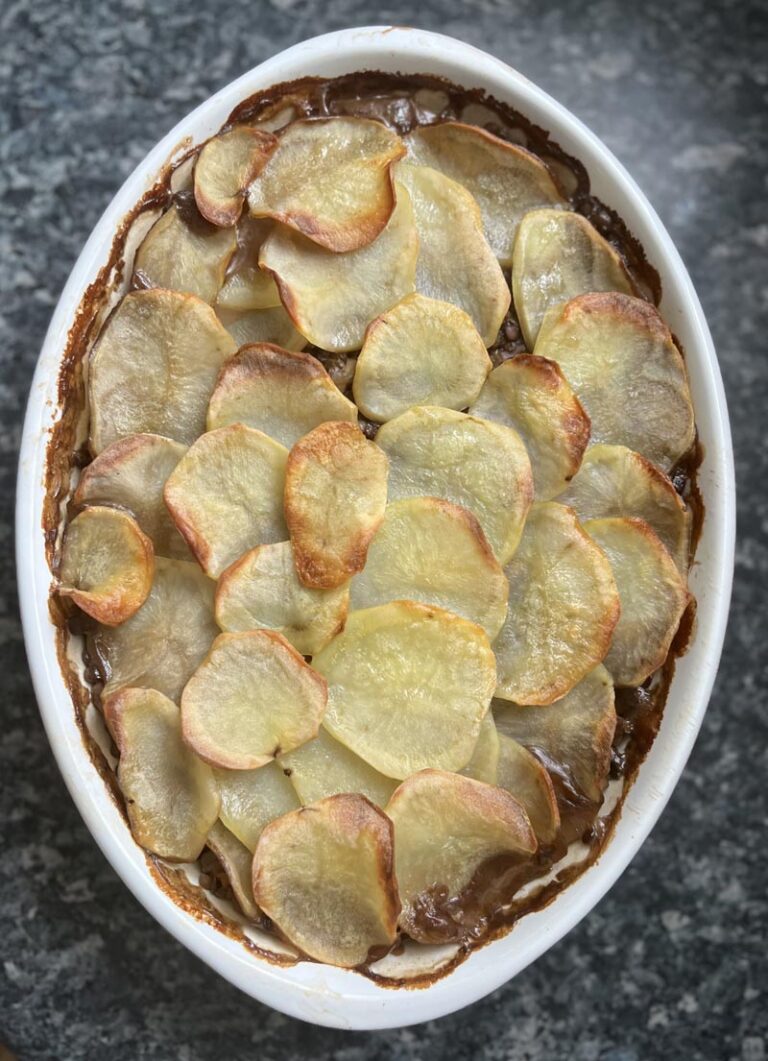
(205, 821, 260, 920)
(217, 305, 306, 351)
(349, 497, 508, 640)
(494, 502, 619, 705)
(313, 601, 496, 779)
(278, 726, 397, 807)
(195, 126, 277, 227)
(215, 541, 349, 656)
(496, 734, 560, 844)
(396, 162, 510, 345)
(213, 759, 299, 852)
(284, 422, 389, 590)
(352, 293, 491, 422)
(259, 185, 418, 352)
(59, 506, 154, 625)
(74, 433, 189, 559)
(405, 121, 566, 264)
(164, 423, 288, 578)
(89, 289, 237, 454)
(206, 343, 357, 448)
(512, 209, 635, 347)
(105, 688, 219, 862)
(460, 712, 500, 784)
(181, 630, 327, 770)
(376, 406, 533, 564)
(217, 266, 281, 311)
(534, 294, 696, 471)
(386, 770, 536, 942)
(584, 517, 690, 686)
(247, 117, 405, 252)
(469, 354, 590, 500)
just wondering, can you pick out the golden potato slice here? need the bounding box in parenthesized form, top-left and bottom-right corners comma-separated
(259, 185, 418, 352)
(213, 759, 299, 852)
(181, 630, 327, 770)
(460, 712, 500, 784)
(247, 117, 405, 252)
(386, 770, 536, 943)
(217, 265, 281, 311)
(105, 688, 219, 862)
(205, 821, 260, 919)
(195, 126, 277, 227)
(494, 502, 619, 705)
(584, 518, 690, 686)
(512, 209, 635, 347)
(535, 294, 696, 471)
(405, 121, 566, 264)
(89, 289, 237, 454)
(349, 497, 508, 639)
(284, 422, 389, 590)
(496, 734, 560, 844)
(469, 354, 590, 500)
(215, 541, 349, 656)
(278, 726, 397, 807)
(352, 293, 491, 422)
(396, 162, 510, 345)
(164, 423, 288, 579)
(59, 506, 154, 625)
(206, 343, 357, 448)
(313, 601, 496, 779)
(217, 305, 306, 351)
(376, 406, 533, 564)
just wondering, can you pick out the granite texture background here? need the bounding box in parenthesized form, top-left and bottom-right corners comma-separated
(1, 0, 765, 1058)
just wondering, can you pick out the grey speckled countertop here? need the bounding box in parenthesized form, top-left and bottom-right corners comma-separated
(1, 1, 766, 1058)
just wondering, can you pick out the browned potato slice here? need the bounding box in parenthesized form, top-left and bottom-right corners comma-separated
(181, 630, 327, 770)
(252, 793, 399, 966)
(278, 726, 397, 807)
(284, 422, 389, 590)
(247, 117, 405, 252)
(535, 294, 696, 471)
(513, 209, 635, 347)
(205, 821, 260, 919)
(352, 293, 491, 422)
(494, 502, 619, 705)
(213, 759, 299, 852)
(469, 354, 590, 500)
(460, 712, 500, 784)
(313, 601, 496, 779)
(217, 305, 306, 351)
(105, 688, 219, 861)
(195, 126, 277, 227)
(496, 734, 560, 844)
(217, 265, 282, 311)
(89, 290, 237, 454)
(376, 406, 533, 564)
(584, 518, 690, 686)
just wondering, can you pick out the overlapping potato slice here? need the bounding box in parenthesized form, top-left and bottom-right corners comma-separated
(215, 541, 349, 656)
(397, 162, 510, 346)
(386, 770, 536, 943)
(405, 122, 566, 264)
(376, 407, 533, 564)
(105, 688, 219, 862)
(205, 821, 260, 920)
(59, 506, 154, 625)
(494, 502, 619, 705)
(259, 185, 418, 352)
(348, 497, 509, 639)
(206, 343, 357, 447)
(252, 793, 399, 966)
(89, 289, 237, 454)
(217, 265, 281, 311)
(534, 294, 696, 471)
(181, 630, 327, 770)
(247, 117, 405, 251)
(213, 759, 299, 852)
(164, 423, 288, 578)
(512, 209, 635, 347)
(584, 517, 690, 686)
(278, 726, 397, 807)
(284, 422, 389, 590)
(217, 305, 306, 351)
(496, 734, 559, 844)
(352, 293, 491, 422)
(195, 126, 277, 227)
(313, 601, 496, 779)
(460, 712, 500, 784)
(468, 354, 590, 500)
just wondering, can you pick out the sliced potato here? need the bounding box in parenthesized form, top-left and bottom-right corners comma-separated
(313, 601, 496, 779)
(496, 734, 560, 844)
(105, 688, 219, 862)
(213, 759, 299, 852)
(217, 305, 306, 351)
(181, 630, 327, 770)
(460, 712, 500, 784)
(535, 294, 696, 471)
(205, 821, 260, 919)
(252, 794, 399, 966)
(376, 406, 533, 564)
(494, 502, 619, 705)
(59, 506, 154, 625)
(164, 423, 288, 578)
(349, 497, 508, 639)
(279, 726, 397, 808)
(284, 422, 389, 590)
(195, 126, 277, 227)
(469, 354, 590, 500)
(89, 289, 237, 454)
(584, 517, 690, 686)
(217, 265, 281, 311)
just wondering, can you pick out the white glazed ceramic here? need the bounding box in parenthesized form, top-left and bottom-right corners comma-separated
(16, 27, 734, 1030)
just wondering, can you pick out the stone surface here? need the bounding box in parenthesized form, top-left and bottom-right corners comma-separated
(1, 1, 765, 1058)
